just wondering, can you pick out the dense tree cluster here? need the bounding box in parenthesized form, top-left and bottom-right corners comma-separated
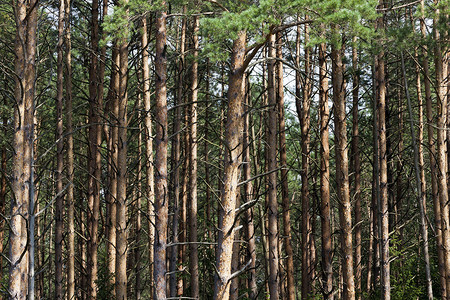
(0, 0, 449, 299)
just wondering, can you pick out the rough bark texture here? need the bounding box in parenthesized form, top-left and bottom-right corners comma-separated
(154, 6, 169, 299)
(267, 33, 280, 300)
(55, 0, 66, 296)
(351, 39, 362, 300)
(319, 40, 333, 300)
(189, 15, 200, 299)
(213, 31, 246, 300)
(115, 4, 129, 297)
(9, 0, 37, 296)
(332, 41, 356, 300)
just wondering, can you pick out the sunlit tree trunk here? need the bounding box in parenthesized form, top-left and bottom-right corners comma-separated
(9, 0, 37, 296)
(332, 36, 355, 300)
(154, 5, 169, 299)
(213, 31, 246, 300)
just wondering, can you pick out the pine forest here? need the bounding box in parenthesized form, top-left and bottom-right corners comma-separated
(0, 0, 449, 299)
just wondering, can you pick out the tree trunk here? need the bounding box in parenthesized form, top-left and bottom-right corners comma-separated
(9, 0, 37, 296)
(213, 31, 246, 300)
(332, 39, 355, 300)
(189, 15, 200, 299)
(141, 15, 155, 299)
(351, 39, 362, 300)
(65, 0, 75, 296)
(115, 3, 129, 297)
(169, 9, 185, 297)
(276, 30, 295, 300)
(154, 5, 169, 299)
(319, 38, 333, 300)
(55, 0, 66, 296)
(434, 3, 450, 297)
(267, 32, 280, 300)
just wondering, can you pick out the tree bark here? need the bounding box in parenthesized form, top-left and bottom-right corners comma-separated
(154, 5, 169, 299)
(9, 0, 38, 296)
(276, 30, 295, 300)
(332, 39, 355, 300)
(319, 39, 333, 300)
(213, 31, 246, 300)
(115, 2, 129, 297)
(189, 15, 200, 299)
(267, 32, 280, 300)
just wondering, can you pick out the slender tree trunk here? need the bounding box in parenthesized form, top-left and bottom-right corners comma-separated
(169, 9, 185, 297)
(213, 31, 246, 300)
(115, 2, 129, 297)
(135, 98, 143, 300)
(351, 38, 362, 300)
(400, 51, 433, 300)
(267, 32, 280, 300)
(434, 3, 450, 297)
(420, 0, 445, 294)
(319, 39, 333, 300)
(154, 5, 169, 299)
(332, 38, 355, 300)
(189, 15, 200, 299)
(65, 0, 75, 296)
(276, 30, 295, 300)
(10, 0, 37, 296)
(141, 15, 155, 298)
(243, 73, 257, 300)
(55, 0, 66, 296)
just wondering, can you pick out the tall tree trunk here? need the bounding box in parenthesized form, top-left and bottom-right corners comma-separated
(87, 0, 102, 295)
(169, 9, 185, 297)
(375, 4, 390, 297)
(189, 15, 200, 299)
(154, 5, 169, 299)
(243, 73, 257, 300)
(400, 51, 433, 300)
(351, 39, 362, 300)
(267, 32, 280, 300)
(115, 2, 129, 297)
(55, 0, 66, 296)
(332, 38, 355, 300)
(319, 38, 333, 300)
(142, 15, 155, 298)
(213, 31, 246, 300)
(135, 98, 143, 299)
(297, 21, 312, 300)
(9, 0, 37, 296)
(420, 0, 445, 294)
(434, 2, 450, 297)
(276, 30, 295, 300)
(65, 0, 75, 296)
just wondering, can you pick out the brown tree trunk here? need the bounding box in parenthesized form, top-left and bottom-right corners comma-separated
(141, 15, 155, 298)
(318, 39, 333, 300)
(115, 3, 129, 297)
(154, 5, 169, 299)
(332, 38, 355, 300)
(420, 0, 445, 295)
(267, 32, 280, 300)
(87, 0, 102, 295)
(9, 0, 37, 296)
(213, 31, 246, 300)
(351, 39, 362, 300)
(65, 0, 75, 296)
(297, 21, 312, 300)
(276, 30, 295, 300)
(374, 4, 390, 298)
(55, 0, 66, 296)
(434, 2, 450, 297)
(189, 15, 200, 299)
(169, 9, 185, 297)
(243, 73, 257, 300)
